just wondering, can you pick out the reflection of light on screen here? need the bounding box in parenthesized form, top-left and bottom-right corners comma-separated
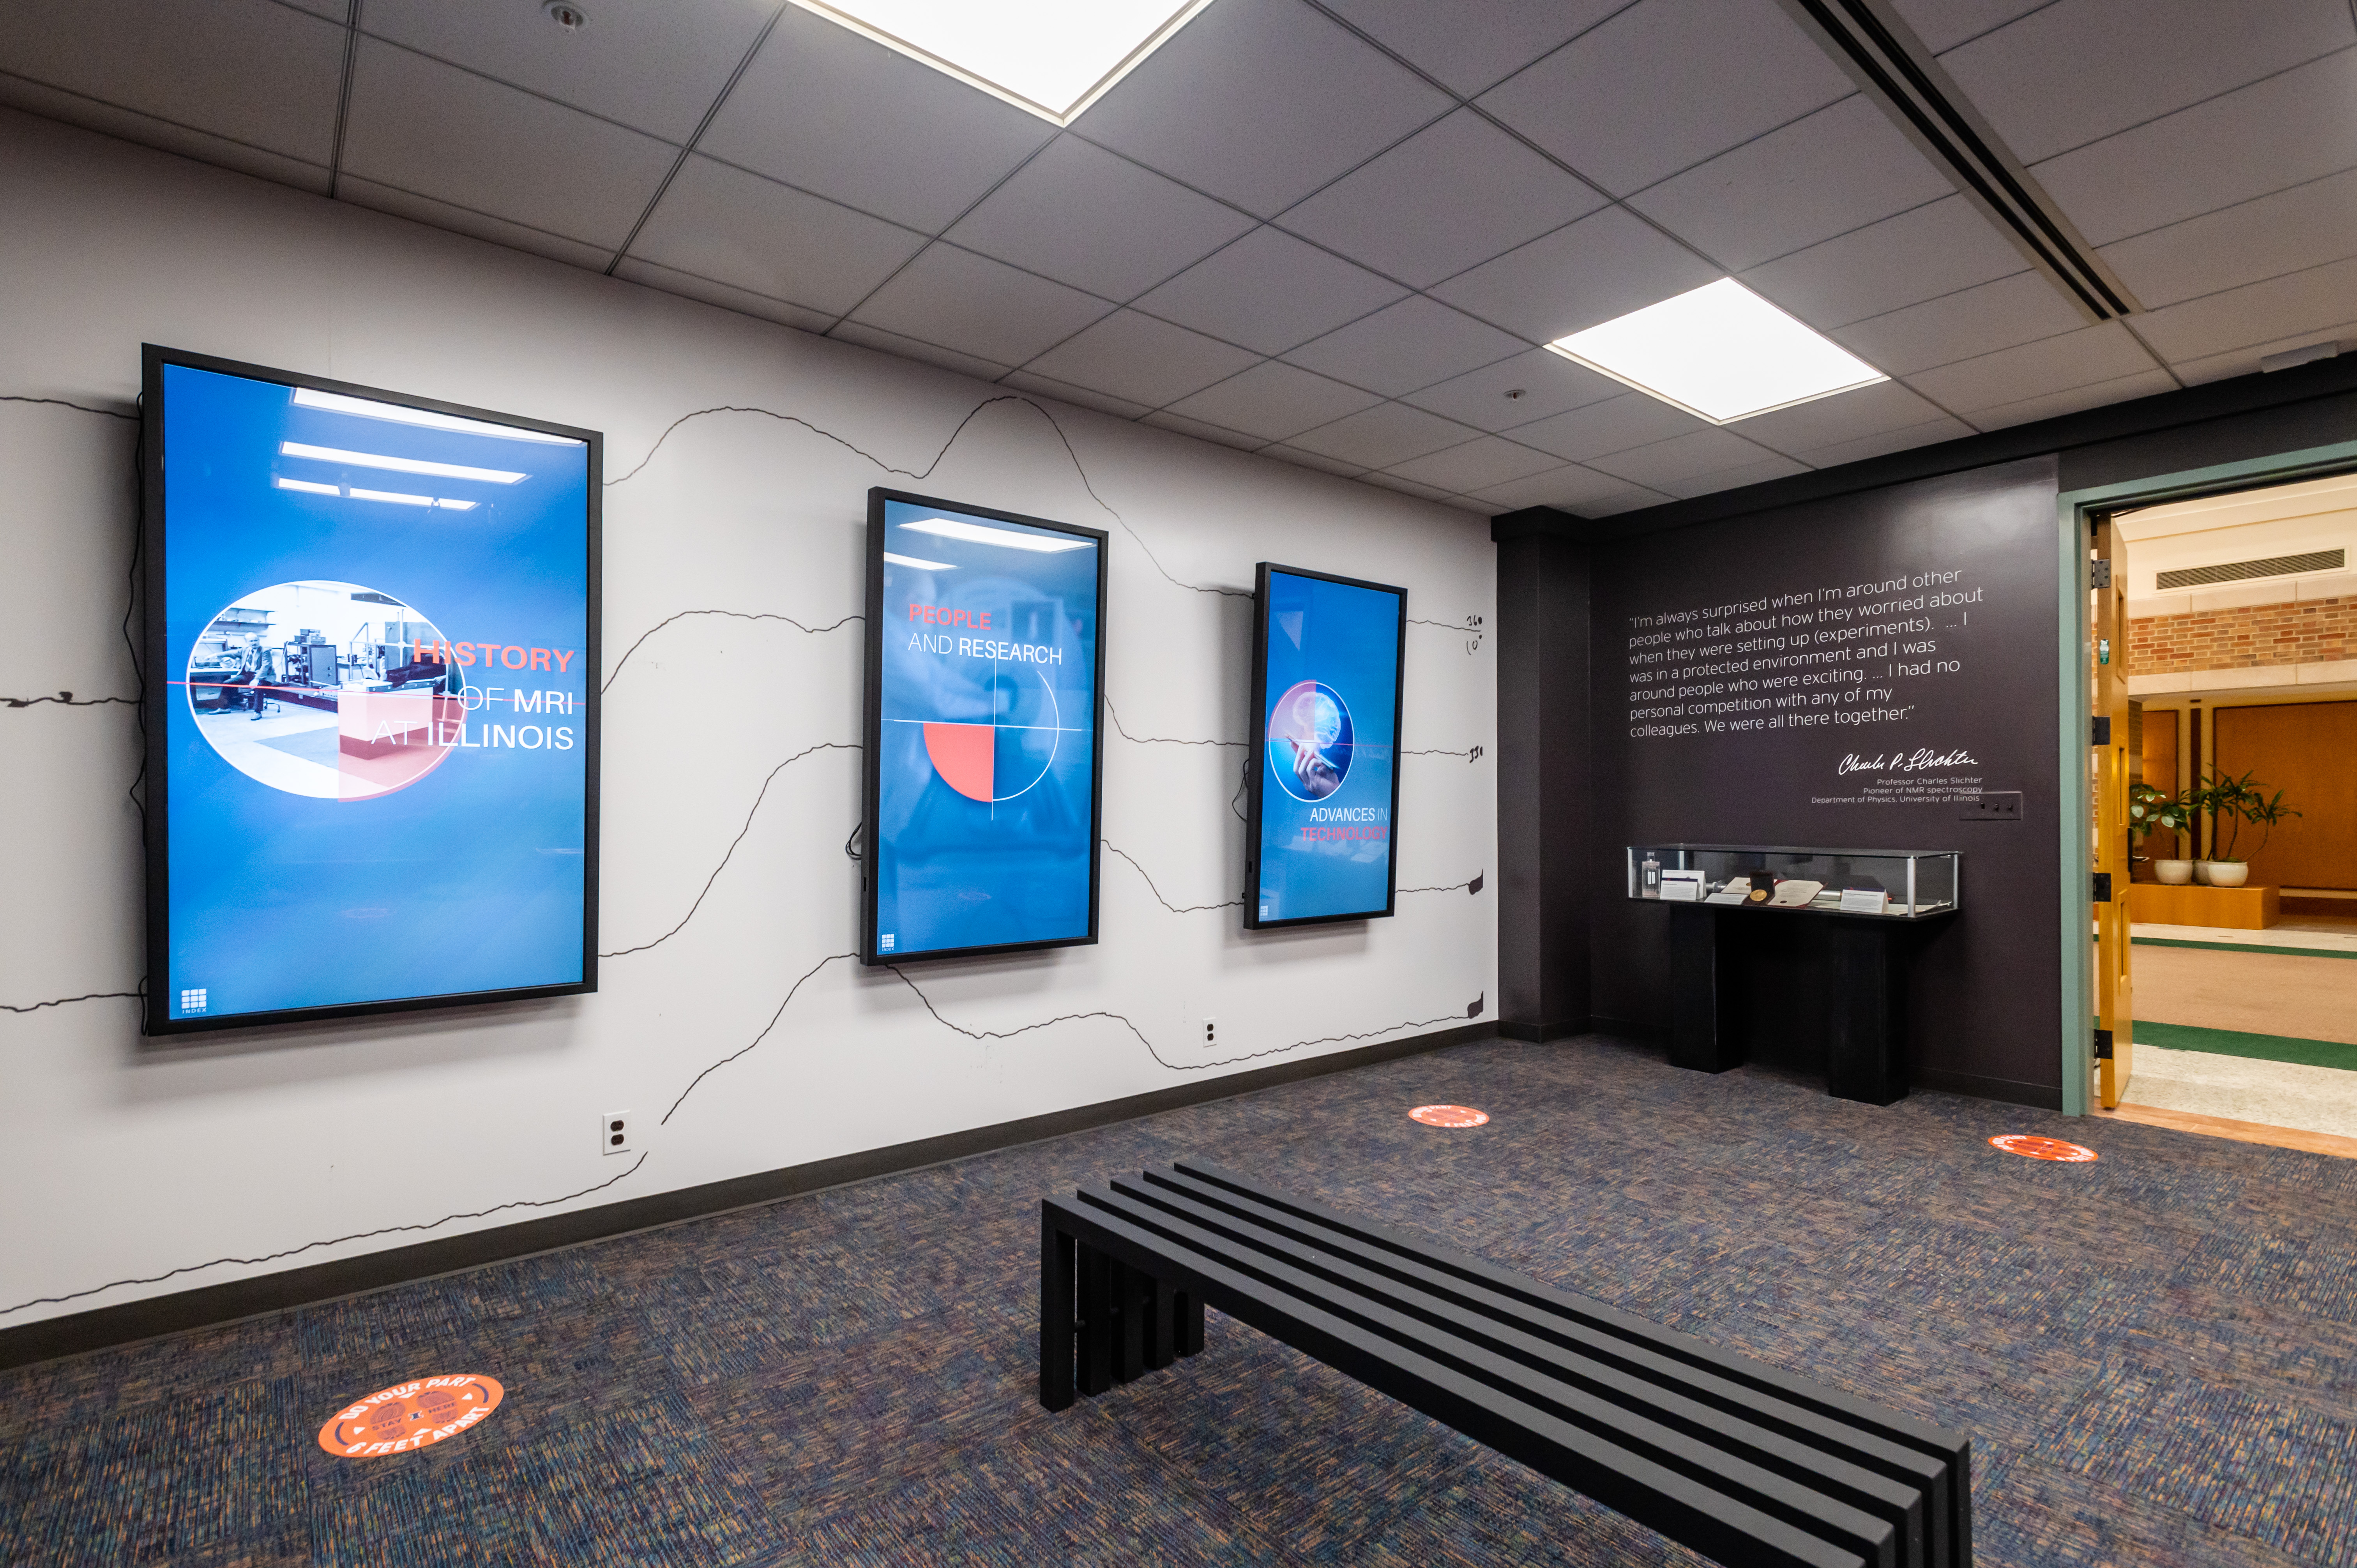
(898, 516, 1089, 552)
(291, 387, 581, 445)
(883, 551, 956, 570)
(279, 477, 477, 509)
(280, 441, 526, 484)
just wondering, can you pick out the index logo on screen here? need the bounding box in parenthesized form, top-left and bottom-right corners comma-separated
(180, 988, 207, 1013)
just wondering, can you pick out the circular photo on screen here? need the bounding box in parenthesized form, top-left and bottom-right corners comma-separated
(1266, 679, 1354, 802)
(186, 580, 458, 801)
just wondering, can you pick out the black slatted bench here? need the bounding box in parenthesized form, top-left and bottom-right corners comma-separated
(1040, 1160, 1971, 1568)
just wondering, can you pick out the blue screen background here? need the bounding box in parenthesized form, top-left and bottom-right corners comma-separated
(161, 364, 592, 1021)
(872, 499, 1100, 958)
(1255, 570, 1401, 923)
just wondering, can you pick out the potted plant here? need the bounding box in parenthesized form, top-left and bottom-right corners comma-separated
(2130, 782, 2196, 883)
(2189, 770, 2300, 888)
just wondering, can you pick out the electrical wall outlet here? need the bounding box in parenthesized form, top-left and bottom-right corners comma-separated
(1960, 792, 2023, 821)
(601, 1110, 632, 1155)
(1203, 1017, 1216, 1047)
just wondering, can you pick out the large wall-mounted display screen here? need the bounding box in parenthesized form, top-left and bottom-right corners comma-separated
(862, 489, 1105, 964)
(1245, 563, 1405, 930)
(141, 346, 599, 1035)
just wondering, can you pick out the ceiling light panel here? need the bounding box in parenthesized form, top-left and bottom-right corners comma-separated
(1544, 278, 1886, 424)
(785, 0, 1214, 124)
(898, 516, 1090, 551)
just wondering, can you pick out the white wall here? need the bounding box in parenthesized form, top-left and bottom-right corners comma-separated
(0, 111, 1497, 1330)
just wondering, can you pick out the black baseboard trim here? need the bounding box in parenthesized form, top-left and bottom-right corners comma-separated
(1, 1019, 1496, 1371)
(1914, 1068, 2065, 1111)
(1498, 1017, 1588, 1042)
(1585, 1015, 1669, 1045)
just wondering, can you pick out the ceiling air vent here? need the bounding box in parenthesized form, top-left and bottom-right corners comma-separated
(2156, 549, 2346, 591)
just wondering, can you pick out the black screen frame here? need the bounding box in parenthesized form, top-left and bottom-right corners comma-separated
(140, 343, 603, 1037)
(1243, 561, 1408, 932)
(860, 487, 1110, 967)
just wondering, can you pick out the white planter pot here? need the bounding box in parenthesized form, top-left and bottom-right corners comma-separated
(2153, 859, 2194, 885)
(2204, 861, 2250, 888)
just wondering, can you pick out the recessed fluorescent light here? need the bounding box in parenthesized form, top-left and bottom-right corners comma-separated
(898, 516, 1091, 552)
(1544, 278, 1886, 424)
(291, 387, 581, 445)
(280, 441, 527, 484)
(277, 476, 478, 509)
(349, 486, 436, 507)
(274, 477, 341, 496)
(786, 0, 1214, 124)
(883, 551, 958, 570)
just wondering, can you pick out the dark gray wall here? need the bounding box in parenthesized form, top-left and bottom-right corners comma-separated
(1588, 457, 2064, 1105)
(1494, 531, 1592, 1040)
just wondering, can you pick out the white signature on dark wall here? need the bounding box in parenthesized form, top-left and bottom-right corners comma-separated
(1838, 746, 1977, 775)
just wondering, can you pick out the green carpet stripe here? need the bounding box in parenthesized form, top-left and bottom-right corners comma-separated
(2133, 937, 2357, 960)
(2136, 1019, 2357, 1070)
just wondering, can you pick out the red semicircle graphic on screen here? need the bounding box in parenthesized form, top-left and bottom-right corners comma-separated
(923, 722, 995, 802)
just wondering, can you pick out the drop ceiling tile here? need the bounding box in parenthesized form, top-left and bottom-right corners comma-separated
(1476, 0, 1854, 196)
(1727, 381, 1952, 457)
(1355, 469, 1462, 503)
(625, 154, 926, 317)
(0, 73, 330, 192)
(1586, 427, 1782, 489)
(1020, 310, 1261, 410)
(0, 0, 344, 163)
(2170, 322, 2357, 387)
(1783, 415, 1976, 470)
(1906, 321, 2162, 415)
(1506, 392, 1709, 463)
(1829, 270, 2087, 377)
(1163, 360, 1383, 442)
(1382, 435, 1562, 493)
(942, 136, 1257, 301)
(997, 371, 1155, 421)
(362, 0, 776, 143)
(612, 256, 837, 332)
(1656, 452, 1811, 500)
(2031, 49, 2357, 248)
(1627, 95, 1952, 272)
(341, 39, 677, 249)
(1429, 206, 1721, 343)
(1402, 348, 1626, 430)
(847, 243, 1113, 368)
(1141, 409, 1267, 452)
(2099, 166, 2357, 311)
(1261, 445, 1368, 477)
(697, 3, 1051, 233)
(2131, 254, 2357, 365)
(1317, 0, 1626, 97)
(828, 319, 1014, 381)
(1934, 0, 2352, 165)
(1276, 109, 1605, 288)
(1285, 401, 1482, 468)
(1740, 194, 2028, 331)
(1131, 227, 1408, 355)
(1070, 0, 1454, 217)
(337, 174, 617, 269)
(1885, 0, 2049, 54)
(1963, 367, 2179, 431)
(1280, 297, 1526, 397)
(1466, 464, 1668, 515)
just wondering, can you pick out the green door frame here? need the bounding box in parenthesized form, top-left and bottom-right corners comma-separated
(2054, 434, 2357, 1115)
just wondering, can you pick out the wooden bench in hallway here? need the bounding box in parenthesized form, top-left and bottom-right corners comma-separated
(1040, 1159, 1972, 1568)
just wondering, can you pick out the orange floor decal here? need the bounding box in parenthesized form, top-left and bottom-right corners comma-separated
(1988, 1134, 2098, 1162)
(1409, 1104, 1489, 1128)
(317, 1374, 504, 1457)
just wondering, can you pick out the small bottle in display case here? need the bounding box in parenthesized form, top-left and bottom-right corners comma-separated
(1640, 853, 1662, 898)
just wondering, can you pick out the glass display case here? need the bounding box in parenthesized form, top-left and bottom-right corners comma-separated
(1627, 844, 1958, 918)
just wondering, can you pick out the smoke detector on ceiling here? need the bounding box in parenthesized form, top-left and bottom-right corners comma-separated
(542, 0, 587, 32)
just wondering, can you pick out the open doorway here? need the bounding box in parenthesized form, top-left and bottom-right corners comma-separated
(2091, 470, 2357, 1155)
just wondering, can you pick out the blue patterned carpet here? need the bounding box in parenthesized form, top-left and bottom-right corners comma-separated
(6, 1034, 2356, 1566)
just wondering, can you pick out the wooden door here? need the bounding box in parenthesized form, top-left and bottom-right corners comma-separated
(2140, 708, 2181, 865)
(2214, 701, 2357, 888)
(2093, 516, 2133, 1109)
